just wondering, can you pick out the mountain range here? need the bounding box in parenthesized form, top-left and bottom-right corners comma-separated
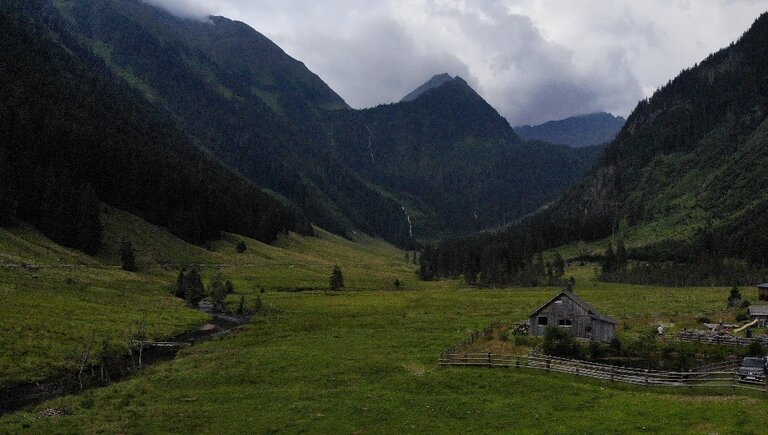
(423, 11, 768, 284)
(515, 113, 626, 148)
(17, 0, 603, 247)
(10, 0, 756, 262)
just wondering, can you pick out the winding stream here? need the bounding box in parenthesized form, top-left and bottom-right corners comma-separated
(0, 311, 247, 415)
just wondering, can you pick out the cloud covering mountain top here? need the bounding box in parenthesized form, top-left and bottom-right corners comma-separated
(142, 0, 767, 125)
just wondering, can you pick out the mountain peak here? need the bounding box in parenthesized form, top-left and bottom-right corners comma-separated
(400, 73, 456, 102)
(515, 112, 626, 148)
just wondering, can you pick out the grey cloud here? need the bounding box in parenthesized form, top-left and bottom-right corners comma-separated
(427, 0, 643, 125)
(138, 0, 765, 125)
(283, 17, 475, 108)
(141, 0, 215, 21)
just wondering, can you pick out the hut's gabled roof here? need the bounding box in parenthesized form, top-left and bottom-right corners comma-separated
(529, 290, 617, 324)
(749, 305, 768, 316)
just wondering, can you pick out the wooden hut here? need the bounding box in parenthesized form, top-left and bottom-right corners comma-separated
(528, 287, 617, 342)
(748, 305, 768, 327)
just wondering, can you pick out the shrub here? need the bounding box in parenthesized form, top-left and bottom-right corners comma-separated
(236, 241, 247, 253)
(588, 340, 607, 359)
(542, 326, 582, 358)
(513, 334, 535, 347)
(747, 340, 764, 357)
(735, 308, 750, 322)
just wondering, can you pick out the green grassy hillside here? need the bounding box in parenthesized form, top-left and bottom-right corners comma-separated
(0, 205, 421, 389)
(3, 205, 768, 432)
(2, 275, 766, 433)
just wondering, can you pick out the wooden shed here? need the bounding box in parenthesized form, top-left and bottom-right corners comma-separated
(748, 305, 768, 327)
(528, 287, 617, 342)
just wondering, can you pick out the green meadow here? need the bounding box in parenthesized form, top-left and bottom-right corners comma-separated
(2, 208, 768, 433)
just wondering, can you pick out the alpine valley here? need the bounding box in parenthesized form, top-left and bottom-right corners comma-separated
(4, 1, 768, 433)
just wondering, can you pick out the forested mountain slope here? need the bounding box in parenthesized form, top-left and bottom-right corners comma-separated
(545, 12, 768, 256)
(0, 0, 309, 253)
(49, 0, 414, 246)
(48, 0, 601, 244)
(420, 12, 768, 286)
(327, 77, 601, 237)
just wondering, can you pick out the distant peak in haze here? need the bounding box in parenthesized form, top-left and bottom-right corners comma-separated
(400, 73, 456, 102)
(515, 112, 626, 148)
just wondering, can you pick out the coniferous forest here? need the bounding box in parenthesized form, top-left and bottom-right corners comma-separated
(0, 0, 310, 253)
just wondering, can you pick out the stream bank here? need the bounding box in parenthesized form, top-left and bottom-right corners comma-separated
(0, 311, 248, 415)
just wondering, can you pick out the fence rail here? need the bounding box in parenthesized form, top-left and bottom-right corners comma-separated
(439, 352, 767, 391)
(130, 340, 191, 348)
(678, 331, 768, 347)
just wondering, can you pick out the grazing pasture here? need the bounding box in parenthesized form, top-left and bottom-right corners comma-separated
(2, 210, 768, 433)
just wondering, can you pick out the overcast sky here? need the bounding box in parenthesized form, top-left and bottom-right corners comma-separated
(145, 0, 768, 126)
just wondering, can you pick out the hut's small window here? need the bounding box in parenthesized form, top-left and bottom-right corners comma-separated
(554, 300, 563, 305)
(585, 326, 592, 333)
(538, 317, 548, 326)
(558, 318, 572, 326)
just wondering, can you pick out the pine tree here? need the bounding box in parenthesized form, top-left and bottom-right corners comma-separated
(602, 245, 616, 274)
(330, 266, 345, 291)
(209, 273, 227, 311)
(174, 268, 187, 298)
(727, 286, 742, 308)
(615, 239, 627, 269)
(184, 269, 205, 307)
(553, 252, 566, 277)
(119, 239, 138, 272)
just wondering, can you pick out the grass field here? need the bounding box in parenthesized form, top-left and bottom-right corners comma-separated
(2, 208, 768, 433)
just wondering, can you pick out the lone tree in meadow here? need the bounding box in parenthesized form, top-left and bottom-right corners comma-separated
(727, 286, 743, 308)
(119, 239, 138, 272)
(209, 273, 228, 311)
(174, 268, 205, 307)
(329, 266, 345, 291)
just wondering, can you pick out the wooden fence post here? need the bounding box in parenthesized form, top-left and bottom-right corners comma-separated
(516, 356, 521, 369)
(764, 374, 768, 394)
(546, 356, 551, 372)
(487, 352, 492, 368)
(644, 369, 649, 387)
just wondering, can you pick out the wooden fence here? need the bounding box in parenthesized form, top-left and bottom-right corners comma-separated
(439, 352, 768, 392)
(678, 331, 768, 347)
